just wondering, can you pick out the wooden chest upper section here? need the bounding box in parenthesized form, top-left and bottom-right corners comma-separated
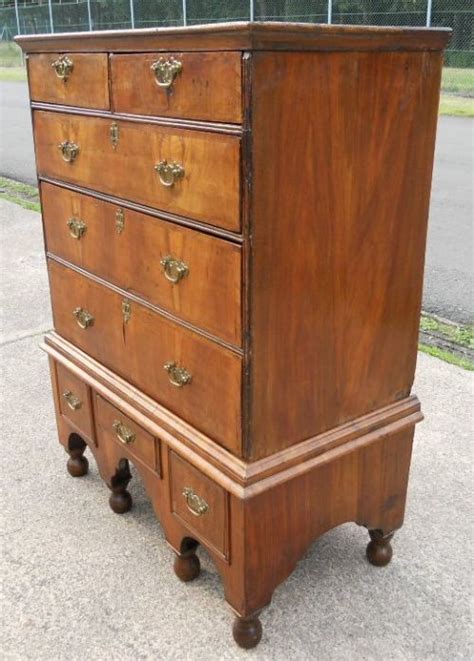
(17, 23, 450, 461)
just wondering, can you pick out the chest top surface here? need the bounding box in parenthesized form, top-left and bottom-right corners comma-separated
(16, 20, 450, 53)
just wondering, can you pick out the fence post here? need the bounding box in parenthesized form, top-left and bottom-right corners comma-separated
(182, 0, 187, 26)
(86, 0, 92, 31)
(327, 0, 333, 25)
(426, 0, 432, 27)
(250, 0, 254, 21)
(130, 0, 135, 29)
(48, 0, 54, 32)
(14, 0, 21, 35)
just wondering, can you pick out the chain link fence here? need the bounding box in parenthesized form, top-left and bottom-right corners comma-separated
(1, 0, 473, 66)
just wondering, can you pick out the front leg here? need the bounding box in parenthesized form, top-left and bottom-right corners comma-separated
(108, 458, 133, 514)
(66, 433, 89, 477)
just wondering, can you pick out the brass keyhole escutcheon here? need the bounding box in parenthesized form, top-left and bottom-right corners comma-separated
(110, 122, 119, 149)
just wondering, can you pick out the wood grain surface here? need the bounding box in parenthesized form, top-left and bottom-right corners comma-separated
(111, 51, 242, 123)
(48, 259, 242, 454)
(41, 182, 242, 345)
(34, 110, 241, 231)
(17, 22, 451, 54)
(247, 50, 443, 459)
(27, 53, 110, 109)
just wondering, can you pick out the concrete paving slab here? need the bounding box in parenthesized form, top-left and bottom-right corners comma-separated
(1, 198, 473, 659)
(0, 200, 51, 342)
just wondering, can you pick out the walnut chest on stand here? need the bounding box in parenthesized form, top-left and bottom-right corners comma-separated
(17, 22, 449, 649)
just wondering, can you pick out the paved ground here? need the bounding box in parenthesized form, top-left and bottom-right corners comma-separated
(0, 80, 473, 324)
(1, 198, 473, 659)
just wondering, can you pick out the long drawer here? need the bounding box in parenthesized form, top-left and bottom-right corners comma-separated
(48, 259, 242, 454)
(41, 183, 242, 346)
(34, 110, 241, 231)
(111, 51, 242, 123)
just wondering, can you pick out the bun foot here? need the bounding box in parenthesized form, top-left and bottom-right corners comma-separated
(366, 529, 394, 567)
(174, 551, 201, 582)
(66, 433, 88, 477)
(109, 489, 132, 514)
(67, 454, 89, 477)
(232, 614, 262, 649)
(109, 459, 132, 514)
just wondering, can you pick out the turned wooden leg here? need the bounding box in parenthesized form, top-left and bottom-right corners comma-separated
(66, 433, 89, 477)
(109, 459, 132, 514)
(232, 613, 263, 649)
(366, 529, 394, 567)
(173, 538, 201, 582)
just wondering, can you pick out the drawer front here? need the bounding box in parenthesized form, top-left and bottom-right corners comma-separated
(94, 394, 160, 472)
(169, 451, 228, 557)
(56, 362, 94, 439)
(48, 259, 242, 454)
(34, 110, 241, 231)
(28, 53, 109, 110)
(111, 52, 242, 124)
(41, 183, 242, 346)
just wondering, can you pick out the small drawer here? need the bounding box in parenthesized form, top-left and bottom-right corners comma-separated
(56, 362, 94, 439)
(94, 395, 160, 473)
(111, 51, 242, 124)
(28, 53, 109, 110)
(169, 451, 228, 558)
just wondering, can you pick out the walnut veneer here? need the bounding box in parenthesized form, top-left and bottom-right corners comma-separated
(17, 22, 450, 649)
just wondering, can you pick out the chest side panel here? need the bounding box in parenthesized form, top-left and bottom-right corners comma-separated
(248, 49, 443, 459)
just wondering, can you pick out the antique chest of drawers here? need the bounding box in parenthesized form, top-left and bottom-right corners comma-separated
(17, 22, 449, 649)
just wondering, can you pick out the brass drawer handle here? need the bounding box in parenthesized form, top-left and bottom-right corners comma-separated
(72, 307, 94, 330)
(112, 420, 136, 445)
(51, 55, 73, 81)
(164, 362, 192, 388)
(151, 57, 182, 89)
(58, 141, 79, 163)
(160, 256, 189, 284)
(154, 160, 184, 187)
(182, 487, 209, 517)
(66, 217, 86, 240)
(62, 390, 82, 411)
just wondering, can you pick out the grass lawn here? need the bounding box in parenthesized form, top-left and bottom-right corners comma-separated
(439, 94, 474, 117)
(0, 176, 40, 212)
(0, 66, 26, 81)
(441, 67, 474, 96)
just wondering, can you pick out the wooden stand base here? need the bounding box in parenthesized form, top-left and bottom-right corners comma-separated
(48, 339, 419, 649)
